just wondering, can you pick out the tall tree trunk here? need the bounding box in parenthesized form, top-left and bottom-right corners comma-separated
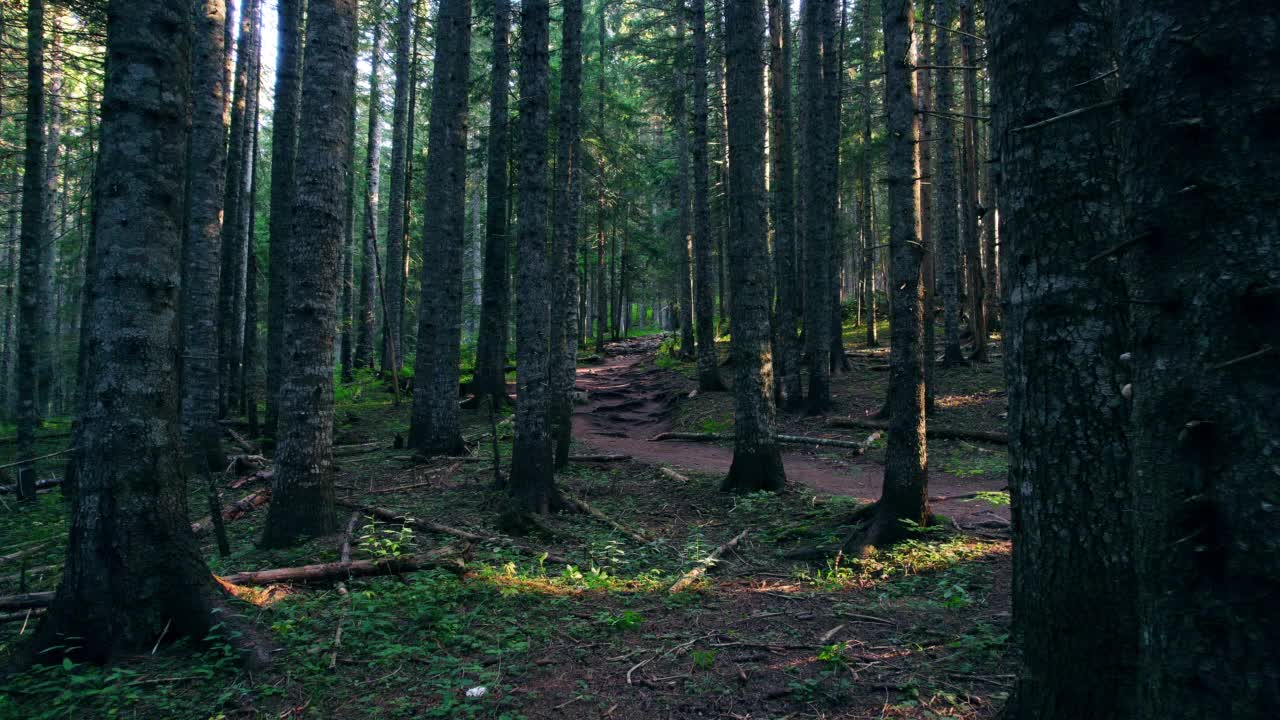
(266, 0, 305, 436)
(714, 0, 731, 334)
(691, 0, 724, 392)
(382, 0, 414, 371)
(673, 5, 695, 360)
(260, 0, 358, 547)
(15, 0, 46, 502)
(917, 2, 935, 409)
(720, 0, 785, 494)
(340, 91, 357, 381)
(768, 0, 802, 409)
(408, 0, 471, 456)
(990, 1, 1134, 716)
(593, 0, 608, 355)
(181, 0, 232, 471)
(858, 0, 877, 347)
(933, 0, 963, 365)
(959, 0, 987, 361)
(509, 0, 559, 512)
(354, 16, 385, 370)
(981, 113, 999, 332)
(549, 0, 583, 468)
(826, 0, 849, 374)
(38, 22, 61, 416)
(800, 0, 833, 412)
(1120, 2, 1279, 714)
(862, 0, 928, 546)
(219, 0, 261, 417)
(472, 0, 512, 406)
(242, 110, 262, 436)
(231, 9, 261, 412)
(29, 0, 227, 662)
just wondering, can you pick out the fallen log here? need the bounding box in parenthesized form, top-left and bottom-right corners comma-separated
(0, 608, 45, 624)
(568, 454, 631, 463)
(333, 442, 384, 457)
(826, 417, 1009, 444)
(651, 431, 866, 451)
(336, 500, 570, 565)
(0, 448, 74, 473)
(339, 511, 362, 565)
(562, 495, 652, 544)
(0, 590, 55, 611)
(191, 488, 271, 536)
(659, 467, 691, 483)
(368, 462, 462, 494)
(218, 551, 464, 587)
(669, 529, 749, 593)
(0, 476, 62, 494)
(0, 542, 49, 566)
(229, 468, 273, 490)
(0, 563, 60, 585)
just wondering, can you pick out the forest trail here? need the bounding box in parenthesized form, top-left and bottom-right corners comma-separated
(571, 336, 1010, 528)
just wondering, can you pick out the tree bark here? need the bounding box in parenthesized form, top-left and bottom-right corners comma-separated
(863, 0, 928, 546)
(509, 0, 559, 513)
(989, 1, 1135, 715)
(1119, 2, 1279, 714)
(354, 15, 385, 371)
(181, 0, 232, 472)
(917, 4, 936, 409)
(409, 0, 471, 456)
(691, 0, 725, 392)
(550, 0, 584, 468)
(382, 0, 415, 373)
(15, 0, 46, 502)
(340, 84, 357, 382)
(801, 0, 834, 413)
(472, 0, 512, 407)
(768, 0, 802, 409)
(858, 0, 877, 348)
(260, 0, 358, 547)
(959, 1, 987, 362)
(28, 0, 225, 662)
(720, 0, 785, 494)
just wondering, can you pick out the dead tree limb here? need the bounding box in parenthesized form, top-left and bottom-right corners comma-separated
(368, 462, 462, 494)
(191, 488, 271, 536)
(826, 417, 1009, 444)
(669, 529, 749, 593)
(0, 591, 55, 611)
(218, 552, 465, 587)
(224, 426, 258, 454)
(659, 467, 691, 483)
(562, 494, 652, 544)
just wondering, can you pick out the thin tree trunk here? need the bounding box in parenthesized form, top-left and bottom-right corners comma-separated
(340, 90, 357, 382)
(354, 16, 385, 370)
(27, 0, 228, 663)
(959, 1, 986, 361)
(38, 23, 61, 416)
(917, 1, 935, 409)
(673, 4, 695, 359)
(15, 0, 46, 502)
(593, 1, 608, 355)
(826, 0, 849, 375)
(242, 111, 262, 438)
(382, 0, 414, 371)
(266, 0, 305, 435)
(408, 0, 471, 456)
(801, 0, 833, 412)
(858, 0, 877, 348)
(1120, 2, 1279, 713)
(862, 0, 928, 547)
(720, 0, 785, 494)
(692, 0, 725, 392)
(934, 0, 963, 365)
(473, 0, 512, 407)
(769, 0, 801, 409)
(181, 0, 232, 471)
(549, 0, 584, 468)
(232, 7, 262, 413)
(509, 0, 559, 513)
(260, 0, 358, 547)
(990, 1, 1134, 716)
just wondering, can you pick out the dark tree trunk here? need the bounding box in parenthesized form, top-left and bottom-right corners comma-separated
(863, 0, 928, 546)
(1119, 2, 1280, 714)
(550, 0, 584, 468)
(219, 0, 261, 417)
(180, 0, 231, 472)
(381, 0, 415, 372)
(989, 1, 1136, 715)
(408, 0, 471, 456)
(354, 16, 385, 370)
(768, 0, 802, 409)
(242, 113, 262, 436)
(15, 0, 46, 502)
(800, 0, 834, 413)
(933, 0, 963, 366)
(720, 0, 785, 494)
(232, 7, 262, 414)
(593, 0, 608, 355)
(825, 0, 848, 375)
(858, 0, 877, 348)
(266, 0, 305, 435)
(29, 0, 224, 662)
(713, 0, 730, 334)
(673, 5, 695, 360)
(509, 0, 558, 512)
(917, 2, 935, 409)
(691, 0, 724, 392)
(959, 1, 987, 362)
(38, 26, 60, 417)
(340, 89, 357, 382)
(473, 0, 512, 407)
(260, 0, 358, 547)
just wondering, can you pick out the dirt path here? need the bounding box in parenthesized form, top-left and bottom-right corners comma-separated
(571, 336, 1010, 527)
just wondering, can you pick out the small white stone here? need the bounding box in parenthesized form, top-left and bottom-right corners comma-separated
(465, 686, 488, 699)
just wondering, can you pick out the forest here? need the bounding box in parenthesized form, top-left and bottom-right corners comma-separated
(0, 0, 1275, 717)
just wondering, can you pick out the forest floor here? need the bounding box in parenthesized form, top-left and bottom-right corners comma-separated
(0, 323, 1014, 720)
